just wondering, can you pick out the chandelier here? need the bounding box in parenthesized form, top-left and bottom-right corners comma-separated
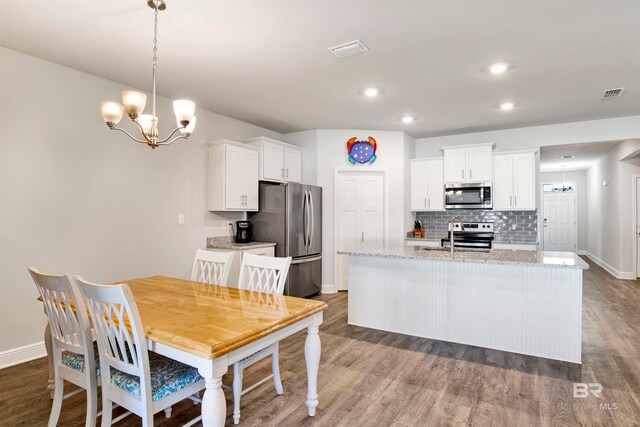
(100, 0, 196, 149)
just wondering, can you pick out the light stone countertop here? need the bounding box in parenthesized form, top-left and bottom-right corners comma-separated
(206, 236, 276, 250)
(338, 245, 589, 269)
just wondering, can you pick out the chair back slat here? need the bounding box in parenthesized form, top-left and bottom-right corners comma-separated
(191, 249, 235, 286)
(28, 267, 90, 355)
(75, 278, 150, 383)
(238, 254, 292, 295)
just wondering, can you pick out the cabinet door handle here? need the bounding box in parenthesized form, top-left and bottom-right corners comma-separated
(462, 169, 465, 180)
(361, 232, 364, 243)
(470, 169, 472, 180)
(428, 198, 431, 208)
(286, 168, 289, 179)
(281, 168, 285, 179)
(510, 196, 512, 207)
(424, 197, 427, 207)
(514, 195, 517, 207)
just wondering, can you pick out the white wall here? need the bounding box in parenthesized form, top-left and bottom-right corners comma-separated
(416, 116, 640, 157)
(285, 130, 412, 288)
(0, 47, 281, 353)
(586, 140, 640, 277)
(540, 171, 587, 251)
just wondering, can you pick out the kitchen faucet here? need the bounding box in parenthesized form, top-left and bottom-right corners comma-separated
(448, 218, 464, 254)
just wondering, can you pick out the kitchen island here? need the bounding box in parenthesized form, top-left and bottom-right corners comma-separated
(337, 245, 589, 363)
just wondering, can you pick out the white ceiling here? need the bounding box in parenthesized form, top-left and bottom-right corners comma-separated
(1, 1, 639, 138)
(540, 140, 623, 172)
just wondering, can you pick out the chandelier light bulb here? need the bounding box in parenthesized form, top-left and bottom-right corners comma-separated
(138, 114, 157, 136)
(121, 91, 147, 119)
(178, 115, 196, 135)
(173, 100, 196, 126)
(100, 101, 124, 126)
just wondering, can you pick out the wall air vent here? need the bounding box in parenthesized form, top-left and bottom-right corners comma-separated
(328, 40, 369, 58)
(601, 87, 625, 100)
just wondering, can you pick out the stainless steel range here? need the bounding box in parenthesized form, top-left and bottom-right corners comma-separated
(441, 221, 495, 250)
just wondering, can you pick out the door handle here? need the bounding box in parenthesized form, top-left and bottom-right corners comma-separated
(309, 191, 316, 247)
(303, 191, 309, 248)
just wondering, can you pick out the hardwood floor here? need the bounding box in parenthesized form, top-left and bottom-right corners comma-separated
(1, 257, 639, 426)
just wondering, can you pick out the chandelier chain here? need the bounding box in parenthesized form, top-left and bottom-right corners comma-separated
(153, 5, 158, 70)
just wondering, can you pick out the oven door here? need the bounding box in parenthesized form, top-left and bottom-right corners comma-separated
(445, 183, 492, 209)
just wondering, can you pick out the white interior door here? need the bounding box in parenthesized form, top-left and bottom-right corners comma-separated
(543, 192, 576, 252)
(336, 172, 384, 291)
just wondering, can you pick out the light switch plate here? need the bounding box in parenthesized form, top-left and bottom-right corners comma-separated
(178, 214, 185, 225)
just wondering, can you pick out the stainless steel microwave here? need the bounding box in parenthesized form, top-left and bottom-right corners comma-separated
(445, 182, 492, 209)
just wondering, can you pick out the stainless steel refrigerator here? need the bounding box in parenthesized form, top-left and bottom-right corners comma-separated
(248, 182, 322, 297)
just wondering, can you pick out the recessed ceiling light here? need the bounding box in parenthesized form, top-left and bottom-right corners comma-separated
(561, 155, 575, 159)
(401, 116, 414, 123)
(364, 88, 379, 97)
(500, 102, 515, 111)
(488, 63, 508, 74)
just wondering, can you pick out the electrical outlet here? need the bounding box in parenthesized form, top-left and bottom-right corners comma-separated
(178, 214, 185, 225)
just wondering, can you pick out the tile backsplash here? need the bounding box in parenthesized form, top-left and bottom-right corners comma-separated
(413, 210, 538, 243)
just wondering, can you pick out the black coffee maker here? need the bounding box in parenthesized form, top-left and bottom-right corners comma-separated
(235, 220, 252, 243)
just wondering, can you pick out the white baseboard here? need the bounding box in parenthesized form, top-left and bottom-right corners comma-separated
(577, 250, 588, 256)
(321, 283, 338, 294)
(583, 251, 636, 280)
(0, 341, 47, 369)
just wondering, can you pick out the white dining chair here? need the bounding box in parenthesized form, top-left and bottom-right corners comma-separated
(191, 249, 235, 286)
(74, 277, 205, 427)
(232, 254, 292, 424)
(28, 267, 100, 427)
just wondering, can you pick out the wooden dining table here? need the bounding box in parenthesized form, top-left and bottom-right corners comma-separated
(41, 275, 327, 426)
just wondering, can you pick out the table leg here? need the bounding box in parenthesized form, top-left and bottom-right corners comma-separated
(44, 323, 55, 399)
(305, 319, 322, 417)
(199, 361, 227, 427)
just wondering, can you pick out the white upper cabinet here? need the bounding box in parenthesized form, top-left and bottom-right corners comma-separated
(493, 151, 536, 211)
(208, 140, 260, 212)
(284, 147, 302, 183)
(244, 136, 302, 183)
(443, 143, 494, 183)
(411, 158, 444, 211)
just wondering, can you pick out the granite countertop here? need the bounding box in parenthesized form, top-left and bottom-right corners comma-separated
(206, 236, 276, 250)
(405, 236, 444, 242)
(338, 245, 589, 269)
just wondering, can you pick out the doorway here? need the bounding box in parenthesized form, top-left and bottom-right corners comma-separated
(542, 183, 577, 252)
(334, 170, 386, 291)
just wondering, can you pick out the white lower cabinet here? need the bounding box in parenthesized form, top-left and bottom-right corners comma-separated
(411, 158, 444, 211)
(206, 245, 275, 287)
(493, 151, 536, 211)
(208, 140, 259, 211)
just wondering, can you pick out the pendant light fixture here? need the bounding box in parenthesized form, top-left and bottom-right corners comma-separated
(100, 0, 196, 149)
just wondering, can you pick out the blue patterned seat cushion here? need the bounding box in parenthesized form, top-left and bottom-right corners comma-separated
(110, 351, 203, 401)
(61, 342, 100, 376)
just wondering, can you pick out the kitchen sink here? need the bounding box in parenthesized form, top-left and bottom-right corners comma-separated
(419, 247, 491, 253)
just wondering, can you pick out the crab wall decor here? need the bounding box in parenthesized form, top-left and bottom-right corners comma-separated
(347, 136, 377, 165)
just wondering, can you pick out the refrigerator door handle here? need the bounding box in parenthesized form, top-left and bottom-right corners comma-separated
(309, 191, 314, 249)
(291, 255, 322, 264)
(304, 190, 310, 248)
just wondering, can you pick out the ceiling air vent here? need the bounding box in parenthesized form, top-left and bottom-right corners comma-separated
(601, 87, 625, 100)
(328, 40, 369, 58)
